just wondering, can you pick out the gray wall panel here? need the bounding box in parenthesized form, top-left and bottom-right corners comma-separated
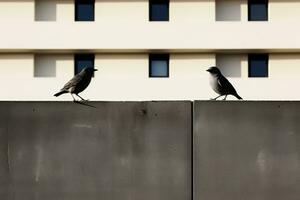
(194, 101, 300, 200)
(0, 102, 191, 200)
(3, 100, 300, 200)
(0, 104, 9, 200)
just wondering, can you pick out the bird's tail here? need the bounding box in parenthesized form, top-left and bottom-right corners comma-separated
(234, 93, 243, 100)
(54, 91, 67, 97)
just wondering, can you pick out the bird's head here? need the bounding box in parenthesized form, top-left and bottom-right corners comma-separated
(83, 67, 98, 73)
(206, 66, 221, 75)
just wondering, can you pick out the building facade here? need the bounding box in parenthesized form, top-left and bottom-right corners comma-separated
(0, 0, 299, 101)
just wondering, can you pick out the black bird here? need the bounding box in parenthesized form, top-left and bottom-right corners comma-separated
(207, 66, 242, 100)
(54, 67, 97, 101)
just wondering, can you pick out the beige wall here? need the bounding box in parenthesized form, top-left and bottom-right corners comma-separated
(1, 1, 300, 101)
(0, 53, 216, 101)
(269, 0, 300, 21)
(93, 54, 215, 101)
(56, 0, 74, 22)
(0, 54, 73, 100)
(0, 54, 34, 78)
(1, 22, 300, 52)
(269, 54, 300, 78)
(170, 0, 215, 23)
(0, 0, 34, 22)
(1, 53, 300, 101)
(4, 0, 300, 23)
(215, 0, 300, 22)
(95, 0, 147, 23)
(34, 54, 73, 78)
(35, 0, 73, 22)
(1, 0, 300, 52)
(215, 53, 300, 100)
(96, 0, 215, 23)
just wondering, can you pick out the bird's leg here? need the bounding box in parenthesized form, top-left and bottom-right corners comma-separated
(71, 94, 77, 102)
(76, 94, 89, 101)
(223, 95, 228, 101)
(211, 95, 222, 100)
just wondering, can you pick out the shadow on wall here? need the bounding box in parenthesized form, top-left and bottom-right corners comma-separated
(216, 54, 242, 78)
(34, 55, 56, 77)
(216, 0, 242, 21)
(35, 0, 57, 21)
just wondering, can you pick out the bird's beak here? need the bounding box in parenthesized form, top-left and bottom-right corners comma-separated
(94, 68, 98, 71)
(206, 69, 210, 72)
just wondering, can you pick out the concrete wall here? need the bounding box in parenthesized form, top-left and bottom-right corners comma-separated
(194, 101, 300, 200)
(2, 101, 300, 200)
(0, 101, 191, 200)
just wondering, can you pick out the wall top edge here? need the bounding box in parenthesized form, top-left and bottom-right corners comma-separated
(0, 49, 300, 54)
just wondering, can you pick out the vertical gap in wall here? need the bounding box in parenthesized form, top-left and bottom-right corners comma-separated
(191, 101, 194, 200)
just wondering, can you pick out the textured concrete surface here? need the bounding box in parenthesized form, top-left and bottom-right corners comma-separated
(2, 101, 300, 200)
(194, 101, 300, 200)
(0, 101, 191, 200)
(0, 104, 9, 200)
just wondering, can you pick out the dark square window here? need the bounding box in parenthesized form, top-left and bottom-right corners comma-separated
(248, 54, 268, 77)
(248, 0, 268, 21)
(149, 0, 169, 21)
(149, 54, 169, 77)
(75, 54, 95, 76)
(75, 0, 95, 21)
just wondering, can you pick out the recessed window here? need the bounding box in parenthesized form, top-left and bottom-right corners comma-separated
(35, 0, 57, 21)
(248, 0, 268, 21)
(215, 0, 242, 21)
(248, 54, 268, 77)
(75, 54, 95, 75)
(34, 55, 56, 77)
(216, 54, 242, 77)
(149, 54, 169, 78)
(75, 0, 95, 21)
(149, 0, 169, 21)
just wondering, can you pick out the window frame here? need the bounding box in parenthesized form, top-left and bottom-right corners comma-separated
(248, 54, 269, 78)
(149, 0, 170, 22)
(149, 54, 170, 78)
(74, 54, 95, 75)
(75, 0, 95, 21)
(248, 0, 268, 21)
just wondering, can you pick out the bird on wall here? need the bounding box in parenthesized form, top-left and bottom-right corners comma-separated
(207, 66, 242, 100)
(54, 67, 97, 101)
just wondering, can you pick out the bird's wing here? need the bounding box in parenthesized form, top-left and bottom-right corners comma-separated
(61, 74, 83, 91)
(218, 75, 237, 94)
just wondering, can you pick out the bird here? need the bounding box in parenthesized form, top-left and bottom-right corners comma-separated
(54, 67, 97, 101)
(206, 66, 242, 100)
